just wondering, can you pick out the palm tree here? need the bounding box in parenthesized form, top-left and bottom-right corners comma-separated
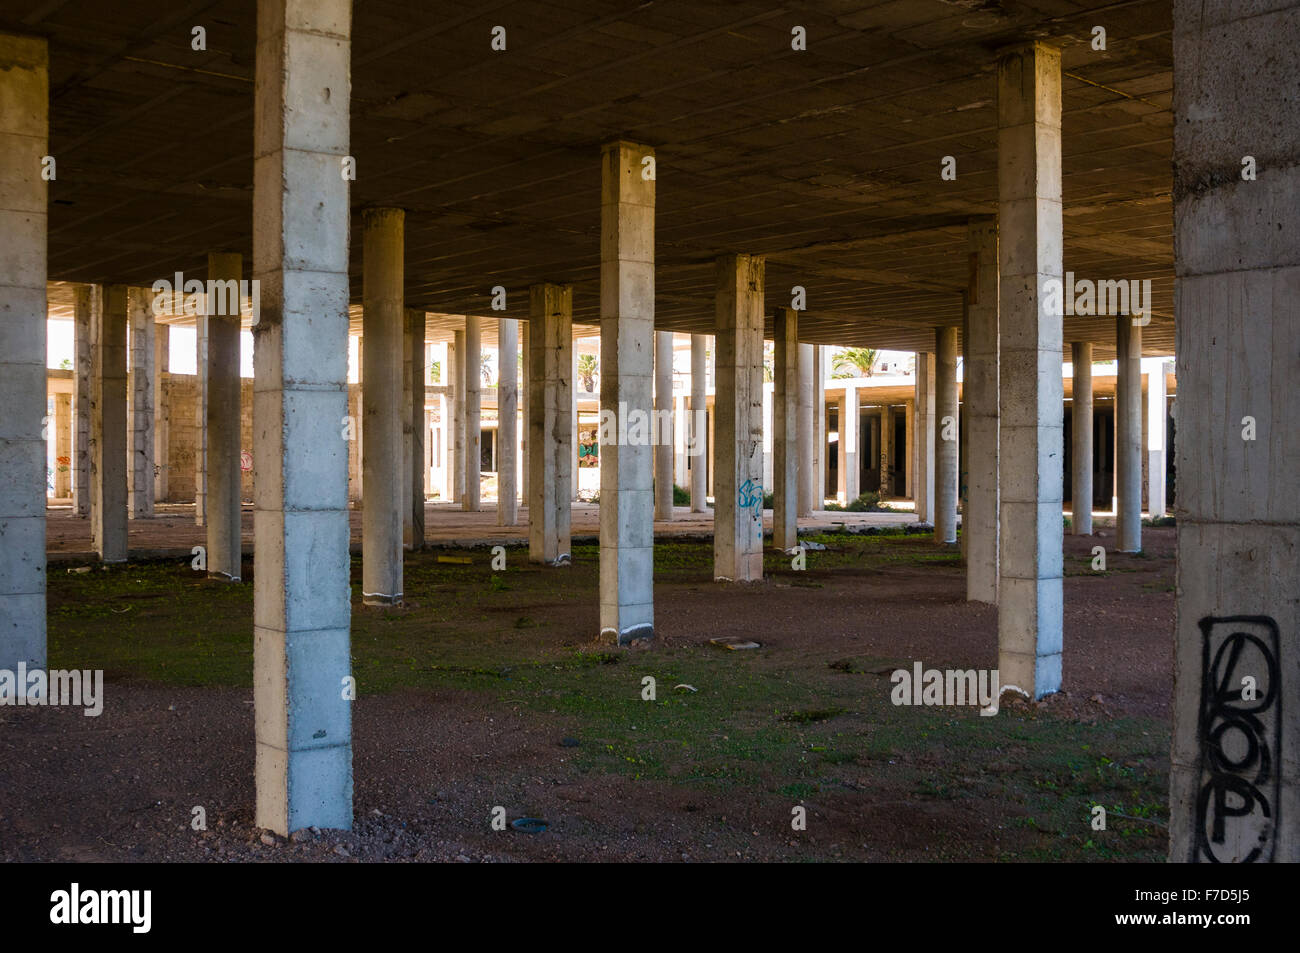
(578, 354, 598, 391)
(831, 346, 878, 378)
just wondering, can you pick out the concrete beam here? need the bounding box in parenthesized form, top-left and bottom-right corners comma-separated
(598, 141, 656, 641)
(251, 0, 354, 835)
(713, 253, 765, 583)
(0, 31, 48, 679)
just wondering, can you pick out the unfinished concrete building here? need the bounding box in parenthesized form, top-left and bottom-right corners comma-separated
(0, 0, 1294, 863)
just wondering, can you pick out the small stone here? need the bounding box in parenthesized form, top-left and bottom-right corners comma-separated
(259, 833, 277, 847)
(333, 843, 350, 857)
(289, 829, 311, 843)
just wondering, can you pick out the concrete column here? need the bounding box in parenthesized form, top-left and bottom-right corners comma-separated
(879, 405, 893, 500)
(571, 347, 580, 502)
(762, 384, 773, 494)
(348, 336, 362, 505)
(206, 252, 243, 581)
(73, 285, 93, 516)
(463, 315, 481, 511)
(519, 322, 529, 503)
(773, 308, 798, 550)
(0, 32, 48, 678)
(92, 285, 129, 563)
(251, 0, 353, 836)
(903, 398, 914, 500)
(1070, 342, 1094, 534)
(404, 308, 425, 548)
(934, 327, 959, 544)
(689, 333, 708, 512)
(128, 292, 155, 519)
(1170, 0, 1300, 862)
(598, 141, 656, 641)
(497, 317, 519, 526)
(837, 386, 859, 504)
(528, 283, 572, 564)
(1116, 315, 1142, 552)
(964, 218, 1000, 600)
(996, 41, 1064, 698)
(673, 394, 688, 488)
(797, 342, 814, 515)
(194, 307, 208, 526)
(452, 330, 464, 504)
(654, 330, 675, 520)
(814, 346, 827, 505)
(54, 394, 71, 498)
(154, 324, 170, 501)
(361, 208, 405, 606)
(1146, 363, 1167, 519)
(713, 253, 765, 583)
(914, 353, 935, 521)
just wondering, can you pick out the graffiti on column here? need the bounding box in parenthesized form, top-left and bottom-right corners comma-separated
(738, 478, 763, 513)
(1192, 615, 1280, 863)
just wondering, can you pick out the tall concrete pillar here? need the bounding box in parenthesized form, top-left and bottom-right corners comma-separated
(252, 0, 353, 835)
(571, 347, 580, 502)
(0, 32, 48, 678)
(528, 283, 572, 563)
(404, 308, 425, 548)
(934, 327, 959, 544)
(964, 219, 1000, 601)
(689, 334, 708, 512)
(1070, 342, 1094, 534)
(497, 317, 519, 526)
(879, 406, 893, 499)
(206, 252, 243, 581)
(54, 394, 72, 499)
(519, 322, 529, 503)
(1116, 315, 1142, 552)
(1146, 363, 1166, 519)
(654, 330, 675, 520)
(836, 386, 859, 504)
(154, 324, 170, 502)
(814, 346, 826, 505)
(128, 292, 155, 519)
(673, 394, 688, 488)
(913, 352, 935, 521)
(451, 330, 464, 504)
(773, 308, 798, 550)
(195, 308, 208, 526)
(996, 41, 1064, 698)
(598, 141, 656, 641)
(714, 253, 765, 582)
(361, 208, 405, 606)
(92, 285, 129, 563)
(463, 315, 481, 511)
(348, 336, 362, 505)
(903, 398, 915, 499)
(797, 342, 815, 515)
(73, 285, 93, 516)
(1170, 0, 1300, 861)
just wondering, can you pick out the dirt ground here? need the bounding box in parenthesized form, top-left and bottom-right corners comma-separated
(0, 524, 1176, 863)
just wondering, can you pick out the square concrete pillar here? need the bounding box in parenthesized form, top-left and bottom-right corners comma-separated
(54, 393, 71, 499)
(252, 0, 354, 835)
(463, 315, 482, 511)
(1170, 0, 1300, 862)
(903, 397, 915, 499)
(713, 253, 765, 582)
(153, 324, 170, 502)
(571, 347, 580, 503)
(404, 307, 426, 547)
(689, 334, 708, 512)
(519, 323, 529, 502)
(964, 218, 1000, 600)
(598, 141, 656, 640)
(1146, 363, 1167, 519)
(361, 209, 405, 605)
(497, 317, 519, 526)
(195, 307, 208, 526)
(73, 284, 93, 516)
(913, 352, 935, 521)
(128, 290, 155, 519)
(451, 331, 464, 504)
(1070, 342, 1094, 534)
(878, 406, 892, 500)
(837, 385, 859, 504)
(206, 253, 243, 581)
(0, 32, 48, 678)
(935, 327, 959, 543)
(773, 308, 798, 549)
(529, 283, 573, 564)
(673, 394, 688, 488)
(654, 330, 675, 520)
(797, 342, 815, 515)
(1116, 315, 1142, 552)
(996, 41, 1064, 698)
(814, 345, 827, 505)
(92, 285, 129, 563)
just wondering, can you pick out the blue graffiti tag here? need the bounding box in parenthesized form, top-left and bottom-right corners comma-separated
(738, 478, 763, 511)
